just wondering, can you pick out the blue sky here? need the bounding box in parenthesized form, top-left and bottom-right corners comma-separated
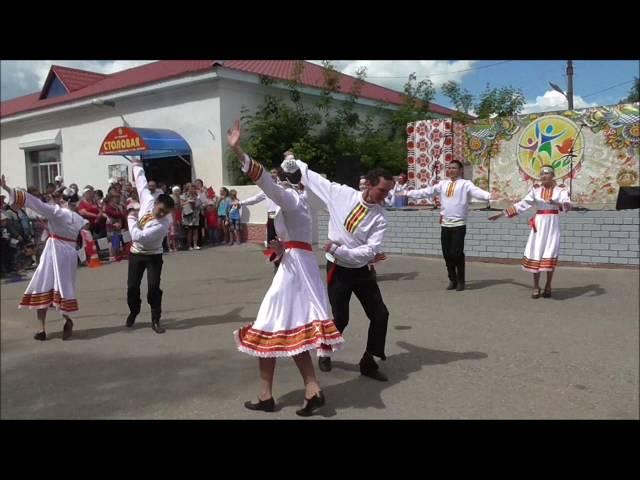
(431, 60, 639, 112)
(1, 60, 638, 113)
(322, 60, 639, 113)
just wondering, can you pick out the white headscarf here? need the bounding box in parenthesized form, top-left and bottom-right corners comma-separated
(280, 157, 301, 190)
(281, 156, 299, 174)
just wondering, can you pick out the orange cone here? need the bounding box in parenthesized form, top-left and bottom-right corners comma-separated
(81, 230, 102, 268)
(87, 240, 102, 268)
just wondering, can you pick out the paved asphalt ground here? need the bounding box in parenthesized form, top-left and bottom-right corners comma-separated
(1, 244, 638, 419)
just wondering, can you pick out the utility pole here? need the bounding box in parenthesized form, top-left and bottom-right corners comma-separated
(566, 60, 574, 110)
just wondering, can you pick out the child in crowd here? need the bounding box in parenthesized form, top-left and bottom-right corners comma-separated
(205, 200, 219, 245)
(228, 189, 242, 245)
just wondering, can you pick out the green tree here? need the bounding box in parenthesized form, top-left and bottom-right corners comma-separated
(441, 81, 525, 119)
(226, 68, 315, 184)
(475, 83, 525, 118)
(620, 77, 639, 103)
(387, 73, 436, 138)
(441, 81, 474, 115)
(230, 63, 440, 183)
(306, 63, 367, 175)
(363, 73, 436, 174)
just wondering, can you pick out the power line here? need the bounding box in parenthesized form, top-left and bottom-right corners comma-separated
(582, 80, 634, 99)
(366, 60, 512, 79)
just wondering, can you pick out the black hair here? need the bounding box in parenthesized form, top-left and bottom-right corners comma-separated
(364, 168, 393, 187)
(284, 170, 302, 185)
(448, 160, 463, 169)
(62, 192, 79, 203)
(95, 189, 104, 198)
(155, 193, 175, 210)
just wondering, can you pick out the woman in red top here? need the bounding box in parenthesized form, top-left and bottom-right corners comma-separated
(78, 187, 105, 237)
(103, 193, 126, 261)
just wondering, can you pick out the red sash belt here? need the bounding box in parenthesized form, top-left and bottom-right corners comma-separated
(50, 234, 77, 243)
(528, 210, 559, 232)
(283, 241, 312, 251)
(263, 241, 312, 263)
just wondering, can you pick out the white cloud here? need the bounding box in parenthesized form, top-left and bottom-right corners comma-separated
(1, 59, 488, 103)
(522, 90, 597, 114)
(309, 60, 478, 91)
(1, 60, 153, 101)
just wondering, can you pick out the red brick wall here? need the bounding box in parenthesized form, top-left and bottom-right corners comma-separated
(243, 223, 266, 243)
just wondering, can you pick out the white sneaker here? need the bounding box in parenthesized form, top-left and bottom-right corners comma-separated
(189, 247, 194, 251)
(194, 245, 201, 250)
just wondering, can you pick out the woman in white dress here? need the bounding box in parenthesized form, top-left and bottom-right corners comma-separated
(1, 175, 88, 340)
(227, 120, 344, 417)
(489, 165, 572, 298)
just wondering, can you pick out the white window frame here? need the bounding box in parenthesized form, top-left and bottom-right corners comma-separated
(25, 148, 63, 192)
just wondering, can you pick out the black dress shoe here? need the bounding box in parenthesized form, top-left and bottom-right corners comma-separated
(318, 357, 332, 372)
(446, 281, 457, 290)
(456, 282, 465, 291)
(244, 397, 275, 412)
(126, 313, 137, 328)
(33, 331, 47, 341)
(359, 355, 388, 381)
(62, 319, 73, 341)
(360, 366, 388, 382)
(296, 391, 325, 417)
(151, 321, 166, 334)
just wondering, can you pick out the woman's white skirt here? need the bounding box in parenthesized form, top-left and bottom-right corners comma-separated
(522, 213, 561, 273)
(18, 238, 79, 313)
(234, 247, 344, 358)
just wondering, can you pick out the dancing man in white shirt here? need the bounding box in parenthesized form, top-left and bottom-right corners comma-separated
(125, 159, 175, 333)
(406, 160, 492, 291)
(297, 160, 394, 381)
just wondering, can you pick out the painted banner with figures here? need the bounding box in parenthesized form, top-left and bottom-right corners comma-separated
(407, 103, 639, 209)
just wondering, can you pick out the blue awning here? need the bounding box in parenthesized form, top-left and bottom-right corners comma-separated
(99, 126, 191, 160)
